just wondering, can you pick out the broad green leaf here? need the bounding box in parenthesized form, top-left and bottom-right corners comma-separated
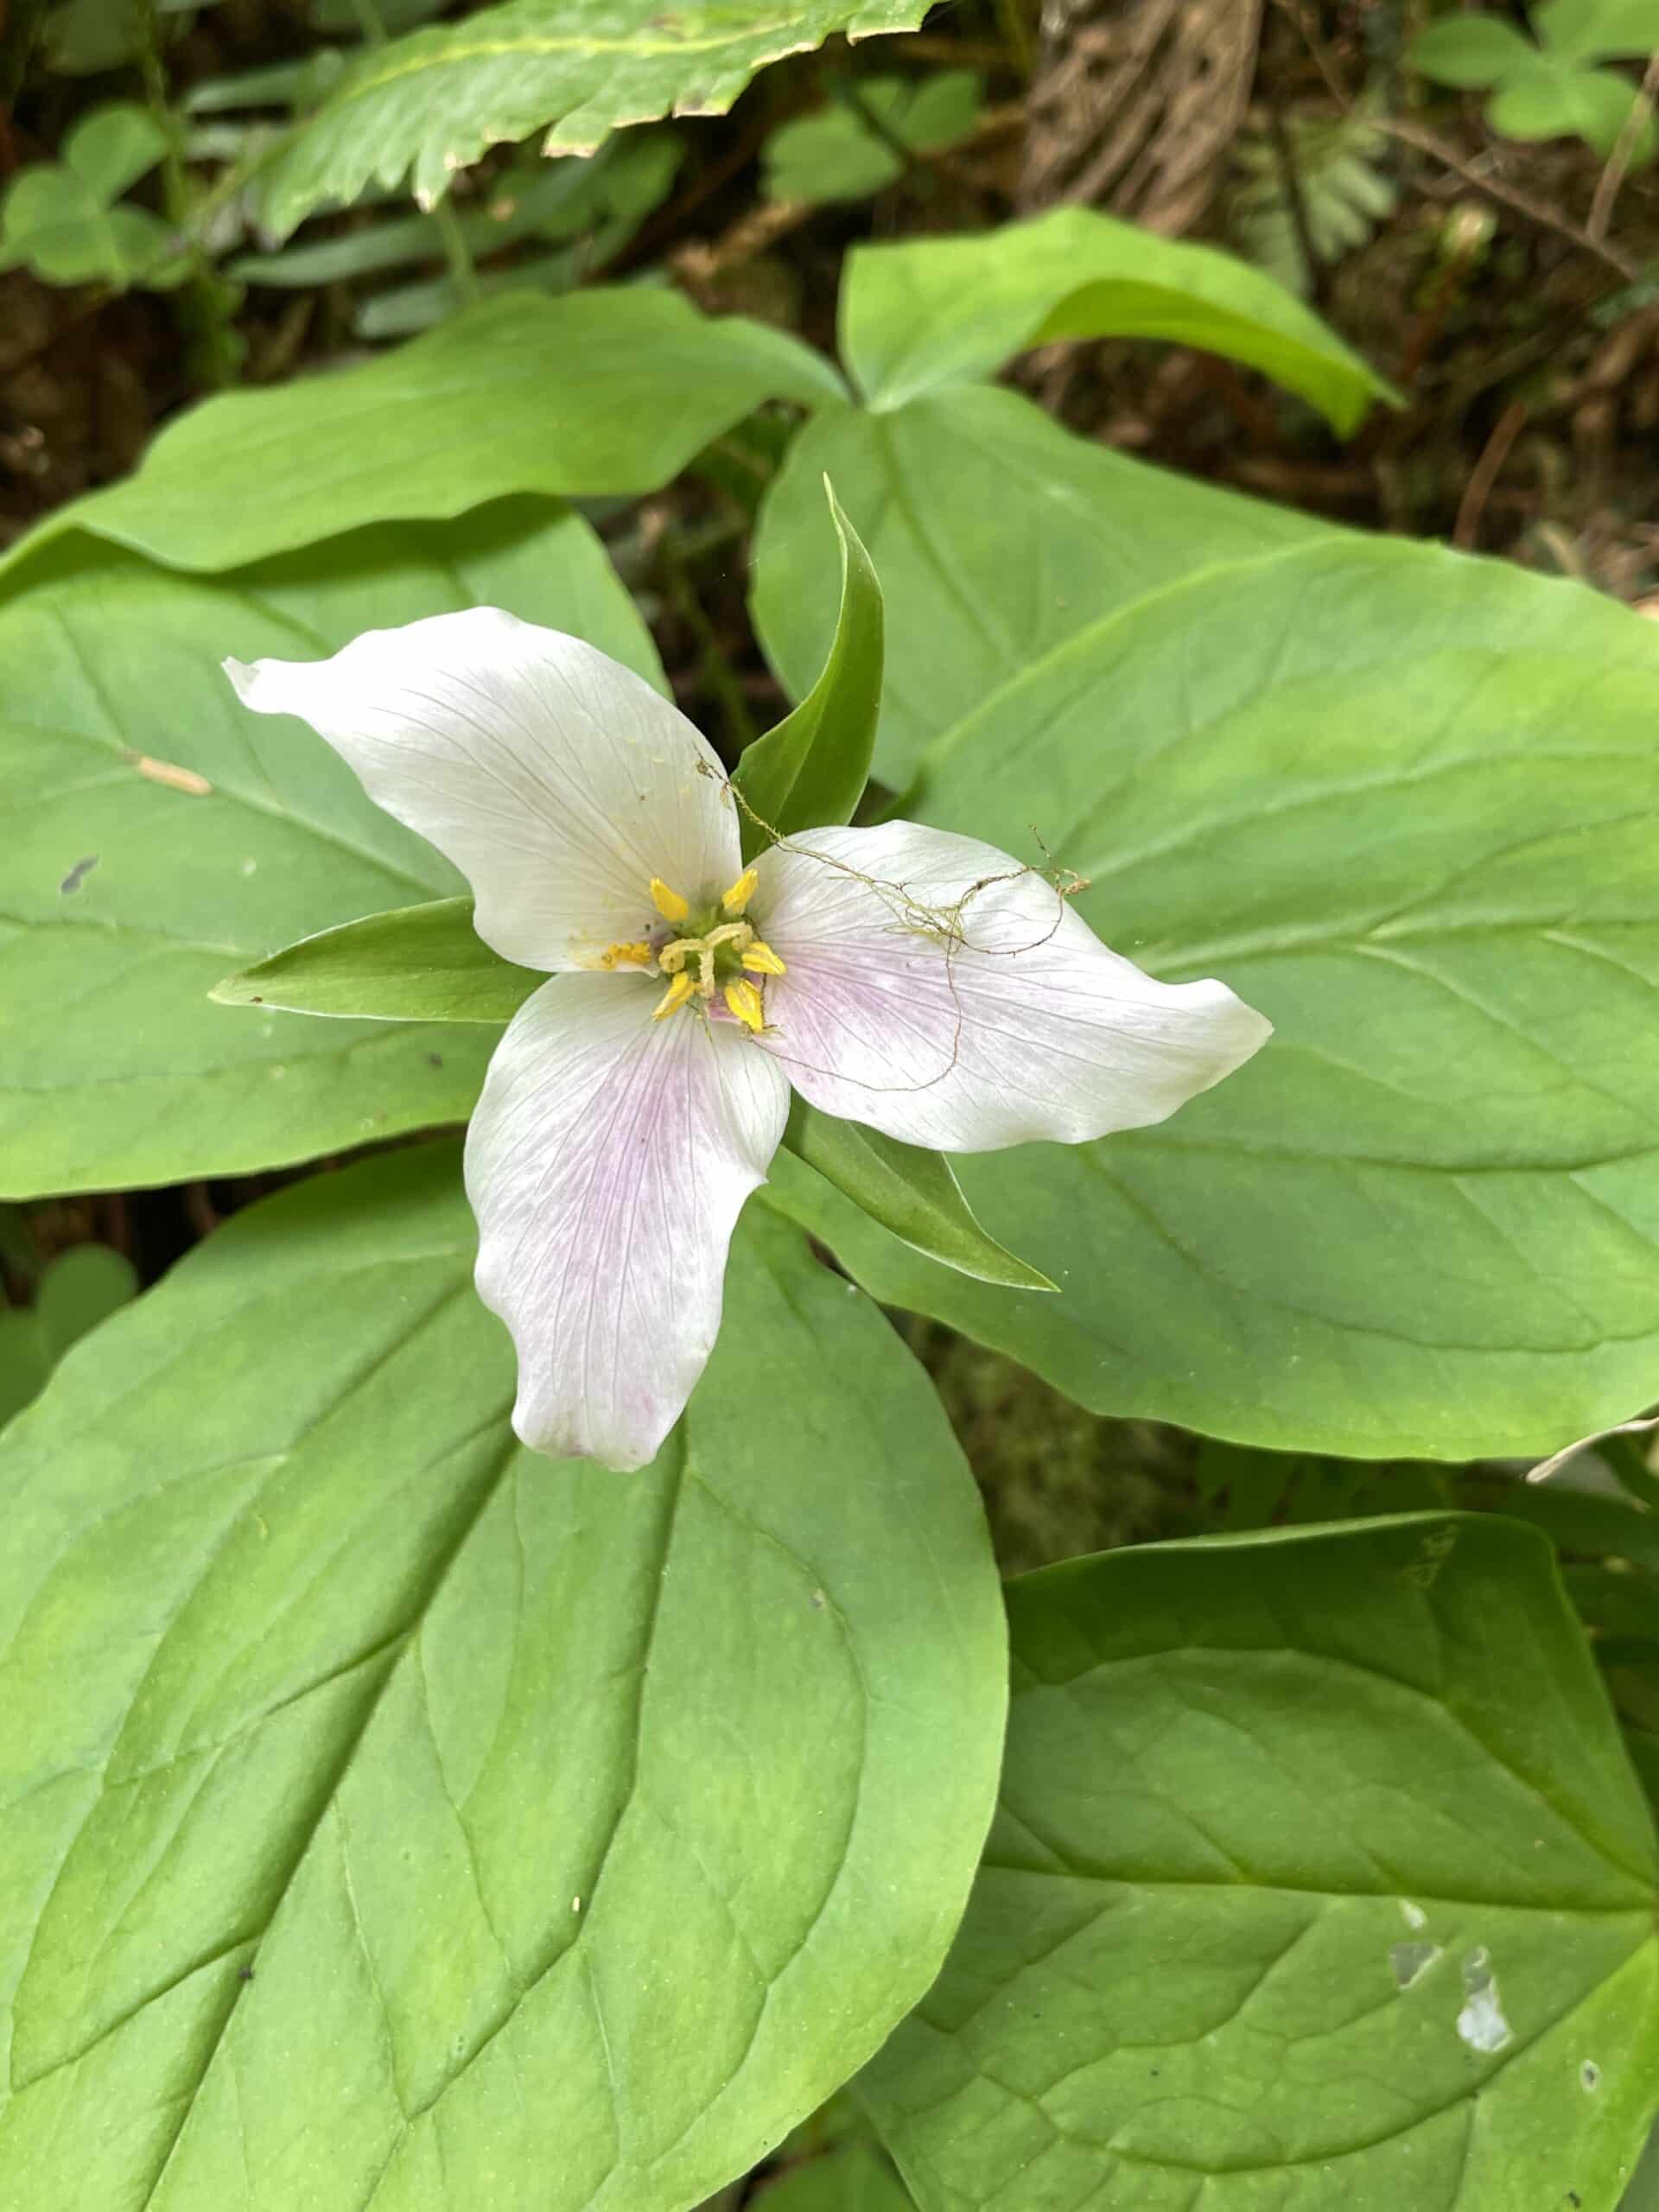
(774, 1117, 1056, 1295)
(1, 289, 843, 581)
(840, 207, 1397, 427)
(1409, 15, 1541, 85)
(763, 72, 982, 206)
(861, 1515, 1659, 2212)
(0, 103, 180, 289)
(213, 896, 542, 1023)
(768, 536, 1659, 1461)
(0, 1147, 1005, 2210)
(1537, 0, 1659, 63)
(1622, 2126, 1659, 2209)
(41, 0, 145, 74)
(0, 1244, 138, 1428)
(1490, 56, 1654, 155)
(756, 2139, 915, 2209)
(734, 478, 883, 858)
(0, 496, 658, 1198)
(248, 0, 933, 238)
(750, 387, 1324, 789)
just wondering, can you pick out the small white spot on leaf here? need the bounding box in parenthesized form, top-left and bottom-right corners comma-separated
(1457, 1947, 1513, 2054)
(1582, 2061, 1601, 2092)
(1390, 1941, 1442, 1990)
(1400, 1900, 1427, 1931)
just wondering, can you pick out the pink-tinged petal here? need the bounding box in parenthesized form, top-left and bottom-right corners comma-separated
(466, 971, 791, 1471)
(226, 612, 739, 971)
(751, 821, 1270, 1151)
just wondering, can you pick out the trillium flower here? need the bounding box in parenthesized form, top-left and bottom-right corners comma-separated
(226, 611, 1270, 1472)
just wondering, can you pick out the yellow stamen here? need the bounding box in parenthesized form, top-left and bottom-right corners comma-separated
(598, 939, 653, 970)
(721, 867, 758, 915)
(650, 877, 690, 924)
(724, 979, 765, 1033)
(741, 939, 786, 976)
(652, 972, 696, 1021)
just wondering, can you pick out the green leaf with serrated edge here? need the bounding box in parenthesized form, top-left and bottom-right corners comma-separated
(860, 1515, 1659, 2212)
(764, 535, 1659, 1462)
(774, 1117, 1056, 1295)
(214, 896, 542, 1023)
(246, 0, 932, 239)
(751, 388, 1327, 790)
(0, 1147, 1005, 2211)
(0, 289, 843, 582)
(734, 479, 883, 861)
(840, 207, 1398, 426)
(0, 497, 658, 1199)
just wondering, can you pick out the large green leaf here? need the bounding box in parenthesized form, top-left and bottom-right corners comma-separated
(0, 497, 658, 1198)
(750, 388, 1323, 790)
(861, 1515, 1659, 2212)
(839, 208, 1397, 426)
(0, 289, 842, 582)
(249, 0, 931, 238)
(0, 1147, 1005, 2209)
(766, 536, 1659, 1460)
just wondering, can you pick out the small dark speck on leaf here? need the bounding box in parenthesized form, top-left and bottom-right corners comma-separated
(1569, 2193, 1582, 2206)
(250, 995, 264, 1004)
(60, 855, 99, 894)
(238, 1965, 255, 1981)
(428, 1052, 444, 1068)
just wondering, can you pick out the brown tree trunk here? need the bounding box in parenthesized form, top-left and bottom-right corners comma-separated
(1019, 0, 1265, 235)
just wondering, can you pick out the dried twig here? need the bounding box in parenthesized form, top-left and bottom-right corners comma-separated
(1453, 397, 1529, 547)
(1588, 50, 1659, 243)
(1379, 118, 1639, 280)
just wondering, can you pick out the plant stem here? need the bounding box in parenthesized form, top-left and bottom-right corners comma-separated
(1588, 50, 1659, 245)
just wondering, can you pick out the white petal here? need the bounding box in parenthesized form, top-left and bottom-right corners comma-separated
(226, 611, 739, 971)
(466, 972, 791, 1471)
(752, 822, 1270, 1151)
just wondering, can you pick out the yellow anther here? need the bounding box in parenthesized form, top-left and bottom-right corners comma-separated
(650, 877, 690, 924)
(721, 868, 759, 915)
(741, 940, 786, 977)
(598, 939, 653, 970)
(652, 972, 696, 1021)
(724, 979, 765, 1033)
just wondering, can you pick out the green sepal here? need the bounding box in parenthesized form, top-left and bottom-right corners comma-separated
(213, 896, 541, 1025)
(732, 476, 883, 863)
(775, 1103, 1057, 1294)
